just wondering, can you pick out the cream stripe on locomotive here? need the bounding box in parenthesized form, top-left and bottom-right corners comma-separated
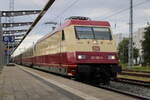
(34, 25, 117, 57)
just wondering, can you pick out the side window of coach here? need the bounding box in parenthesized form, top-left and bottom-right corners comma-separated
(62, 30, 65, 41)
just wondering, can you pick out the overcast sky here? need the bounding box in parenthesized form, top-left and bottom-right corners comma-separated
(1, 0, 150, 55)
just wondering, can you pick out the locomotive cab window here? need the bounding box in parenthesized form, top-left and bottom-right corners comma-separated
(75, 26, 94, 39)
(93, 27, 112, 40)
(75, 26, 112, 40)
(62, 30, 65, 40)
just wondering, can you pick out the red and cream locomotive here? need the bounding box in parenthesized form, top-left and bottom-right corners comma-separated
(14, 16, 121, 84)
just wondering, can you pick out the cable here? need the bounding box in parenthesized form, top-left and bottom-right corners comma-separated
(12, 0, 55, 54)
(49, 0, 80, 24)
(94, 0, 150, 20)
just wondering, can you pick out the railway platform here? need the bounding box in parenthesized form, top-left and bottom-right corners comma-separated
(0, 65, 139, 100)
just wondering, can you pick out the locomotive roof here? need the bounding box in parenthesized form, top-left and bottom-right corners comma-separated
(37, 19, 110, 43)
(65, 19, 110, 26)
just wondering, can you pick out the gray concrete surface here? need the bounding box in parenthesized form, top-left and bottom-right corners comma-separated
(0, 66, 83, 100)
(19, 65, 140, 100)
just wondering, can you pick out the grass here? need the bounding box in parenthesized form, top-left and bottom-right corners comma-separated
(120, 64, 128, 69)
(120, 63, 150, 72)
(118, 75, 150, 82)
(130, 66, 150, 72)
(118, 64, 150, 82)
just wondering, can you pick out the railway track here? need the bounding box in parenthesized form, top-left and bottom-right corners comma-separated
(116, 78, 150, 88)
(97, 77, 150, 100)
(89, 78, 150, 100)
(119, 72, 150, 78)
(100, 78, 150, 100)
(98, 84, 150, 100)
(123, 69, 150, 74)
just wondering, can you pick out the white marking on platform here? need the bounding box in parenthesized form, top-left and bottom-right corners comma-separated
(19, 66, 100, 100)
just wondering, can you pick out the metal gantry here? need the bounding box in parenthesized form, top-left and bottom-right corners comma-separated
(12, 0, 55, 54)
(2, 22, 32, 28)
(1, 0, 55, 65)
(1, 10, 41, 64)
(3, 29, 28, 34)
(1, 10, 41, 17)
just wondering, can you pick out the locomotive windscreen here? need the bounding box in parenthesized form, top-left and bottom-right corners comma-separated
(75, 26, 112, 40)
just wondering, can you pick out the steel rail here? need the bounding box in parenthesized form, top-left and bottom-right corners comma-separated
(119, 72, 150, 78)
(115, 78, 150, 88)
(123, 70, 150, 74)
(98, 85, 150, 100)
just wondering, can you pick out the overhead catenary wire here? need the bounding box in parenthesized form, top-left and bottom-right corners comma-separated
(94, 0, 150, 20)
(94, 0, 150, 34)
(49, 0, 80, 24)
(13, 0, 80, 55)
(12, 0, 79, 53)
(50, 0, 149, 26)
(12, 0, 150, 55)
(12, 0, 55, 55)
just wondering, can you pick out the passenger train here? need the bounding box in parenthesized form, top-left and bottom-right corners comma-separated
(14, 16, 121, 84)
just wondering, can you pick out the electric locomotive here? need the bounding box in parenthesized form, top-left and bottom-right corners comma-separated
(14, 16, 121, 84)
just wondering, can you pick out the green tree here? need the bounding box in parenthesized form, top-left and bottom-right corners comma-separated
(133, 48, 139, 64)
(142, 26, 150, 66)
(118, 38, 139, 64)
(118, 38, 129, 64)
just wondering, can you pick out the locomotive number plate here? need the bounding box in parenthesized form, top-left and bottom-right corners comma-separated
(92, 46, 100, 52)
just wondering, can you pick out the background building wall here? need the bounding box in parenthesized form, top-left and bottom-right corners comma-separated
(133, 27, 147, 64)
(113, 33, 127, 49)
(133, 27, 146, 55)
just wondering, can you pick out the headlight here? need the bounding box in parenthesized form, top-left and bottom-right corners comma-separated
(108, 55, 116, 60)
(78, 55, 87, 60)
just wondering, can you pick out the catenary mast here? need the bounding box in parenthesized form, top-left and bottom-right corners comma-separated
(128, 0, 134, 68)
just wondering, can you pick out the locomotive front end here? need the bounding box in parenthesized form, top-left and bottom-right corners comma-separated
(65, 18, 121, 84)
